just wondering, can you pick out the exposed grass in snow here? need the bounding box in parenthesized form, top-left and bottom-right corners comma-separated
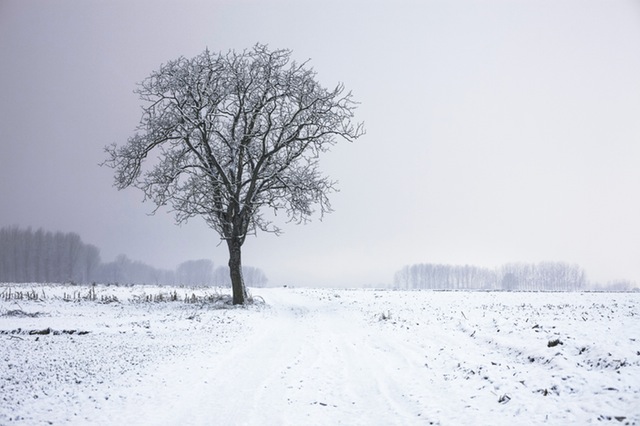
(0, 284, 638, 425)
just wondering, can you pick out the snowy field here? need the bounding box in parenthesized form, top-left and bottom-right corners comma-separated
(1, 284, 638, 425)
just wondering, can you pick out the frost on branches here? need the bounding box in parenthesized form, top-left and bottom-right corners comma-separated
(104, 44, 364, 304)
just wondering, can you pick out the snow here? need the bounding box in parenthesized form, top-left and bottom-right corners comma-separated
(1, 285, 639, 425)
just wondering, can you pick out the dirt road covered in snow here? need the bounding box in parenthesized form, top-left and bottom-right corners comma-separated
(110, 289, 441, 425)
(2, 286, 639, 425)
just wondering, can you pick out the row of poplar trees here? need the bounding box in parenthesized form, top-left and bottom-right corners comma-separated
(0, 226, 100, 284)
(394, 262, 587, 291)
(0, 226, 267, 286)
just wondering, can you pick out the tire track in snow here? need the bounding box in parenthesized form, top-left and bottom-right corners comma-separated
(106, 288, 432, 425)
(243, 289, 428, 424)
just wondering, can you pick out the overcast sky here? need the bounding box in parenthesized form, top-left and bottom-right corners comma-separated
(1, 0, 639, 287)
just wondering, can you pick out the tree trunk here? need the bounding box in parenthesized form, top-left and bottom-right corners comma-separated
(227, 238, 248, 305)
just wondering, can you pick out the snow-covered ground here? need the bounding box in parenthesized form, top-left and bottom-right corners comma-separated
(1, 284, 638, 425)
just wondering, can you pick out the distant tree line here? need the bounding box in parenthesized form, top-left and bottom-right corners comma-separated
(0, 226, 100, 284)
(0, 226, 267, 287)
(499, 262, 586, 291)
(590, 280, 636, 292)
(394, 264, 497, 290)
(393, 261, 588, 291)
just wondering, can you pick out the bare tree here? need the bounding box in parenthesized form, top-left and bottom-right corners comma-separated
(104, 45, 364, 304)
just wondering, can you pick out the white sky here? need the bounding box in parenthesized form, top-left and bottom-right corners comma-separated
(1, 0, 639, 287)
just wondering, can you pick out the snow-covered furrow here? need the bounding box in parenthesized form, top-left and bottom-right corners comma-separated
(331, 289, 640, 425)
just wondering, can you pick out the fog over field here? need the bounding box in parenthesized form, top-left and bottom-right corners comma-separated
(1, 1, 639, 287)
(2, 3, 639, 424)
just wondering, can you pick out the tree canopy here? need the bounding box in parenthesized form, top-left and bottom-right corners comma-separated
(104, 44, 364, 303)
